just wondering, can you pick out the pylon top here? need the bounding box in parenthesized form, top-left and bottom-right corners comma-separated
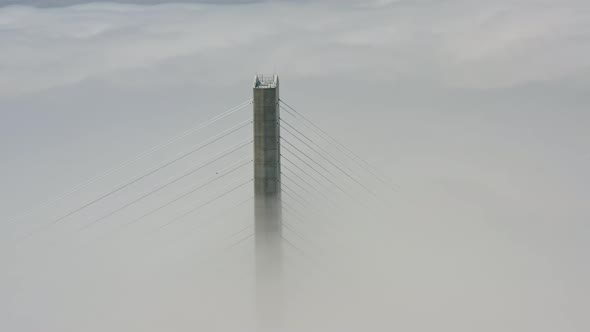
(254, 74, 279, 89)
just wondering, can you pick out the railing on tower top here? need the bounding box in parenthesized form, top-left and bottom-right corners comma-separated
(254, 74, 278, 89)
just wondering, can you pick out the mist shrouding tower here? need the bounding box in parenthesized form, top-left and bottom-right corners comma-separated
(253, 74, 282, 328)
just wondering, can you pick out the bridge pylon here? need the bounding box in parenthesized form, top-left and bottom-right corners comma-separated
(253, 74, 283, 329)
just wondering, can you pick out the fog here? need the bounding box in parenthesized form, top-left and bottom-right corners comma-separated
(1, 1, 589, 331)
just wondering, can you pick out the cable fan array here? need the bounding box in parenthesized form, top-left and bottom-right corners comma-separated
(3, 98, 397, 266)
(6, 100, 256, 255)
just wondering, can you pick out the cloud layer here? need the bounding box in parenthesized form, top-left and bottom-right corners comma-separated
(1, 0, 589, 98)
(0, 0, 262, 7)
(1, 1, 589, 331)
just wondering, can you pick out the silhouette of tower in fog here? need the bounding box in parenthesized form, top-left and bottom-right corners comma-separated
(253, 74, 282, 330)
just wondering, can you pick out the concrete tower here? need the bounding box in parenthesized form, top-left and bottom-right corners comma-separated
(253, 74, 282, 329)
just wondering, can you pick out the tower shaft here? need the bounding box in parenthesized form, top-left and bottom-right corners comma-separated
(253, 74, 282, 329)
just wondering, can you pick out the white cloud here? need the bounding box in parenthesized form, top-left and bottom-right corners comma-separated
(1, 2, 589, 332)
(0, 0, 589, 97)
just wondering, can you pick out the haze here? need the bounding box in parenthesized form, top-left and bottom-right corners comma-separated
(1, 0, 589, 331)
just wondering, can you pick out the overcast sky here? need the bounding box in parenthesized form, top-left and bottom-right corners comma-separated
(1, 1, 589, 331)
(0, 0, 261, 7)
